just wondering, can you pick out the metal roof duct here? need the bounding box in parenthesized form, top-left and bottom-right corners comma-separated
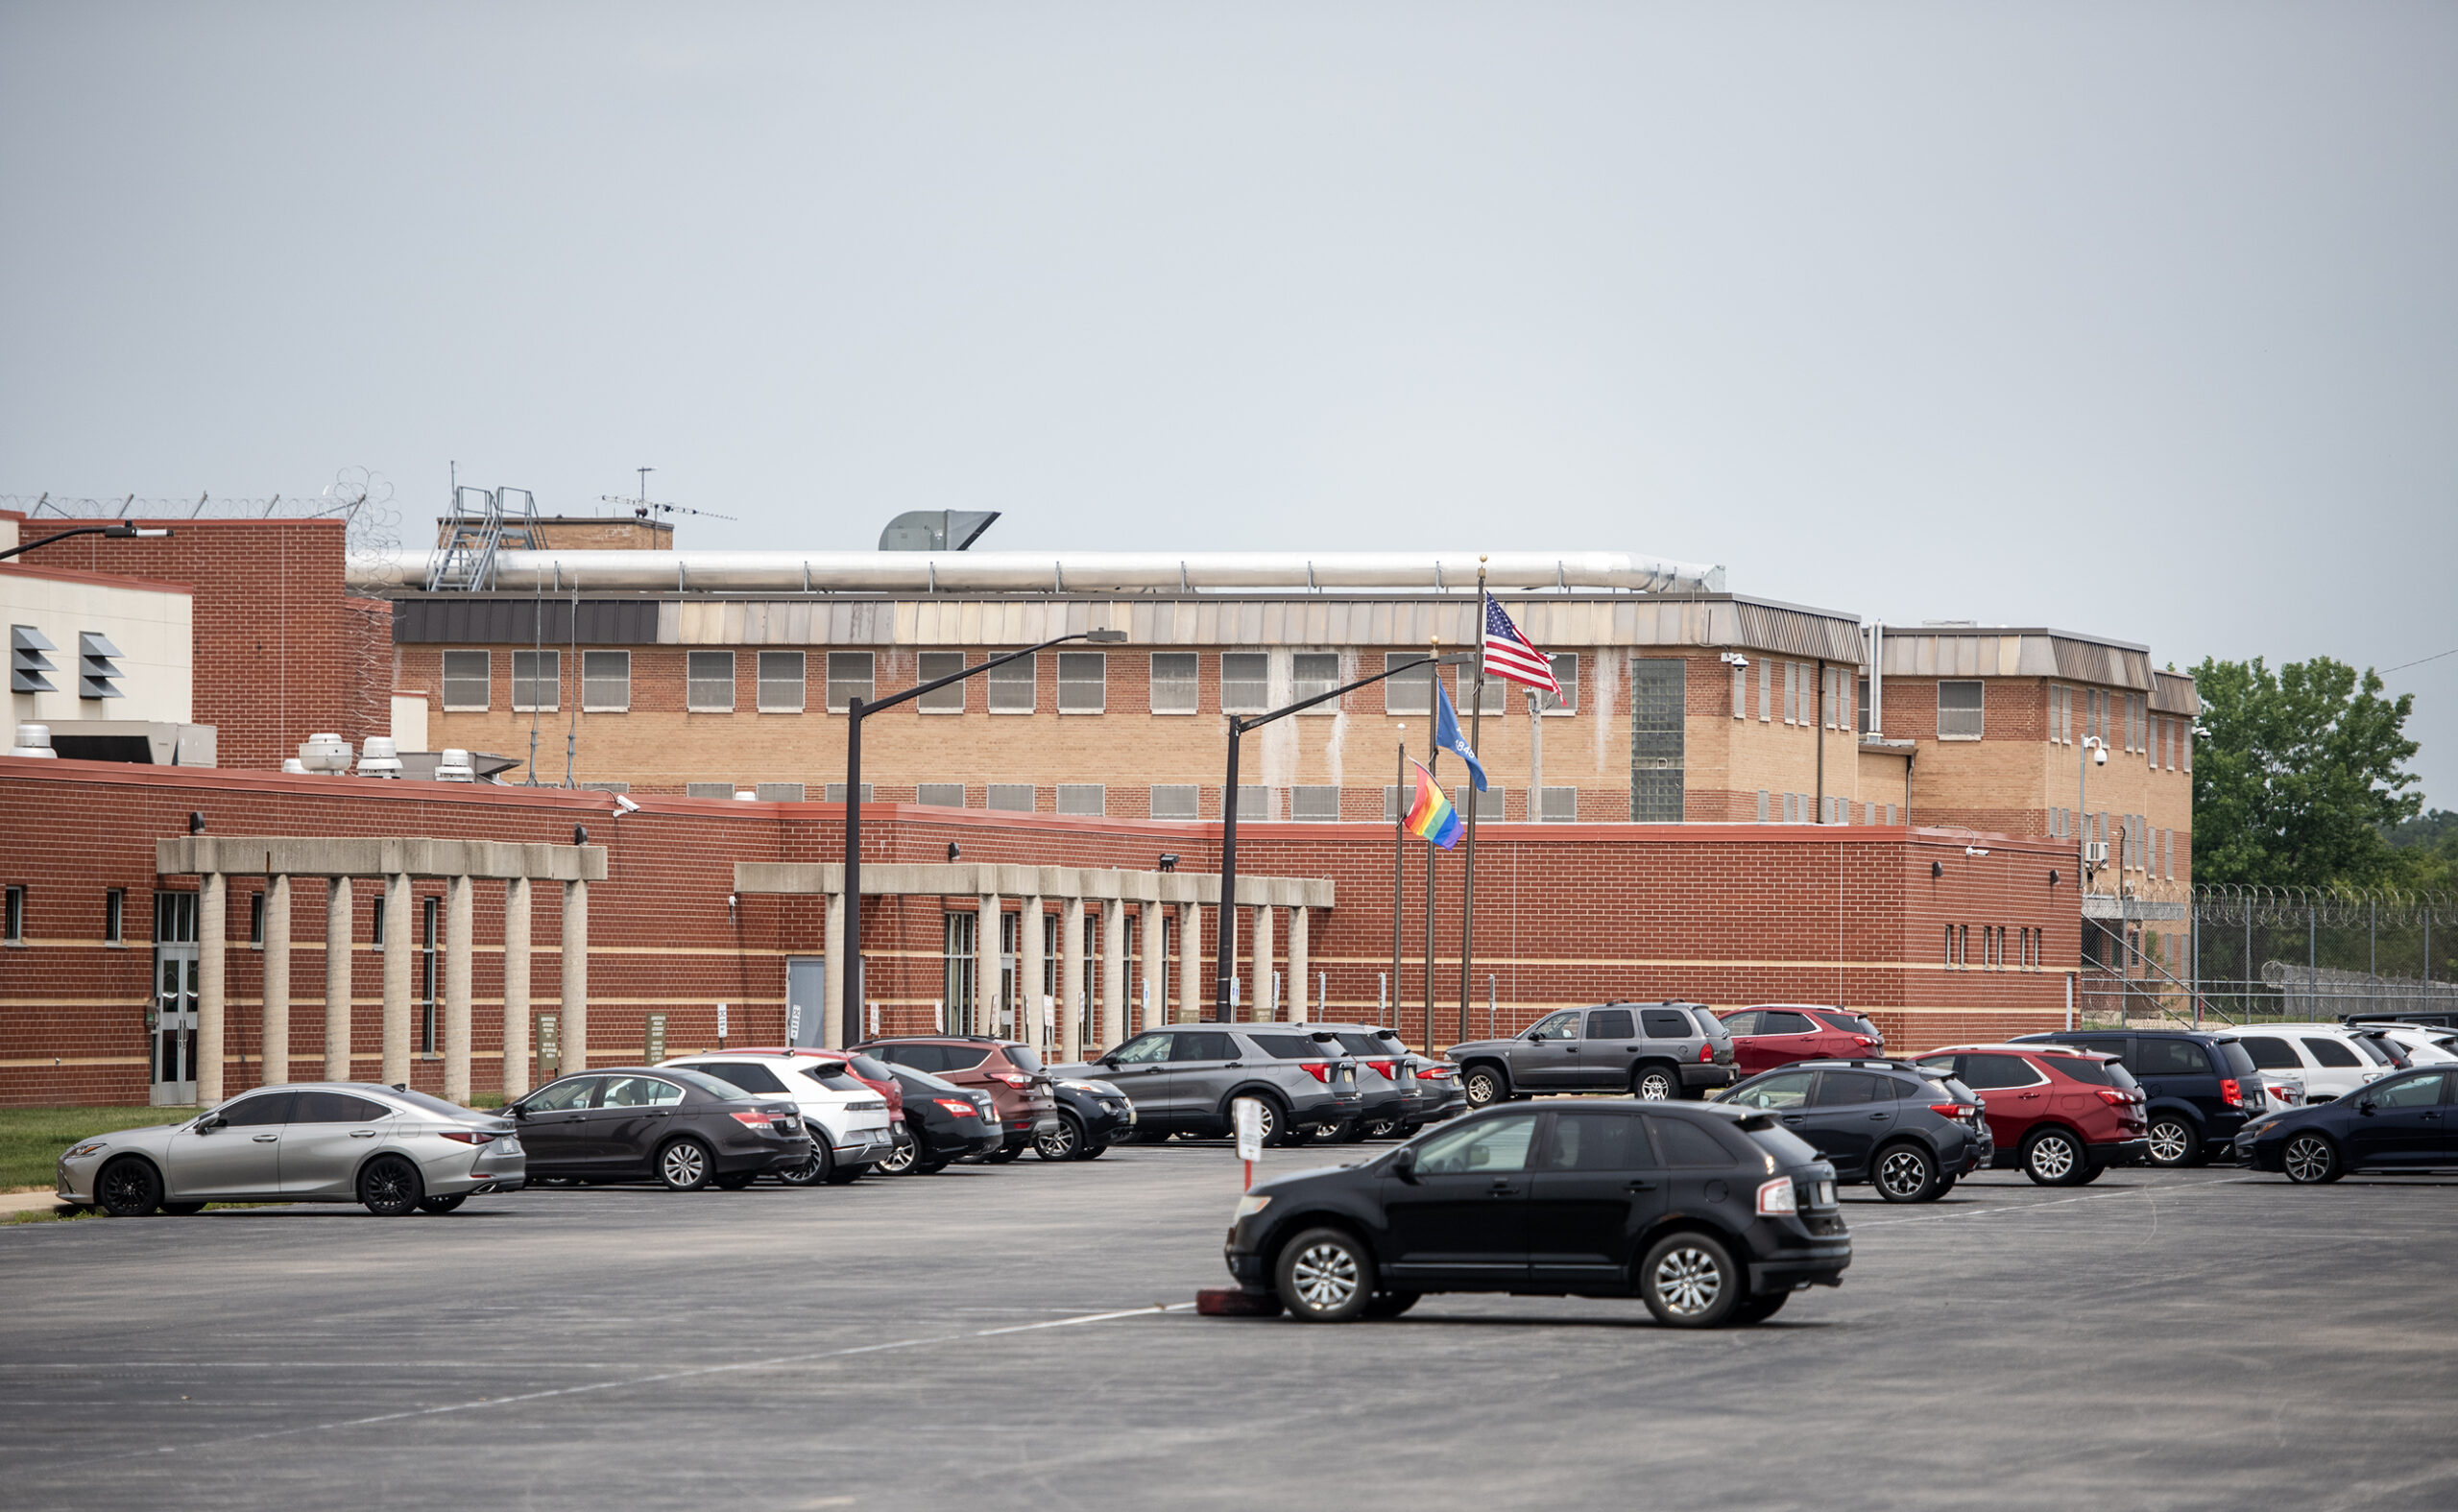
(349, 548, 1725, 595)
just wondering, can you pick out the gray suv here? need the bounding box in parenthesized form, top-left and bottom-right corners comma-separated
(1049, 1023, 1362, 1146)
(1449, 1001, 1736, 1107)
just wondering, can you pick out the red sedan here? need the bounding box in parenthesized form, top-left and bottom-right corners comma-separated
(1717, 1006, 1887, 1075)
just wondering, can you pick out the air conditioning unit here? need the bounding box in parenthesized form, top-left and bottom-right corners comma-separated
(2083, 841, 2109, 866)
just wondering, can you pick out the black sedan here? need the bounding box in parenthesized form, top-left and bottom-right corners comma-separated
(1223, 1100, 1848, 1326)
(1039, 1076, 1135, 1161)
(875, 1065, 1002, 1174)
(508, 1067, 811, 1190)
(2235, 1067, 2456, 1182)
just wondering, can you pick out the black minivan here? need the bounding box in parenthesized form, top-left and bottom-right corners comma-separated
(1223, 1101, 1848, 1327)
(2014, 1030, 2264, 1167)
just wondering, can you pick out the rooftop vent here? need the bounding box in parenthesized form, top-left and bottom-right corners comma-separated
(879, 510, 1000, 552)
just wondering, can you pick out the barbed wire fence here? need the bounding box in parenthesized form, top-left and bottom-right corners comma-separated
(2177, 884, 2454, 1024)
(3, 467, 406, 574)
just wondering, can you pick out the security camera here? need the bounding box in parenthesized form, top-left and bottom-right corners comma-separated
(1719, 652, 1749, 668)
(1964, 846, 1990, 858)
(613, 794, 641, 816)
(2093, 745, 2108, 767)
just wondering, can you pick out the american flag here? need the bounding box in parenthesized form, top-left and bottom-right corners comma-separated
(1481, 592, 1561, 696)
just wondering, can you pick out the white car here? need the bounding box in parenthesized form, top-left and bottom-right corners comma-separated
(2357, 1024, 2458, 1067)
(661, 1052, 895, 1185)
(2228, 1025, 2394, 1103)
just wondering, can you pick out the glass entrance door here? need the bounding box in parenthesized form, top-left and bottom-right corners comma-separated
(152, 893, 200, 1105)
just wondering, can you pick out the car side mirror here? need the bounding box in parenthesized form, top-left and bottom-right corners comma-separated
(1389, 1147, 1419, 1185)
(1100, 1053, 1121, 1068)
(2357, 1099, 2375, 1116)
(198, 1115, 226, 1132)
(506, 1102, 527, 1119)
(1525, 1031, 1544, 1044)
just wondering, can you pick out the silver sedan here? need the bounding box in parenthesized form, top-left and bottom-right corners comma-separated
(56, 1083, 526, 1216)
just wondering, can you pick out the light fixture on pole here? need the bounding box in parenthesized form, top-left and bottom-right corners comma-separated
(0, 521, 173, 561)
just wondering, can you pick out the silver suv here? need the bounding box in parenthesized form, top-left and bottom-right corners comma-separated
(1049, 1023, 1362, 1146)
(1449, 1001, 1736, 1106)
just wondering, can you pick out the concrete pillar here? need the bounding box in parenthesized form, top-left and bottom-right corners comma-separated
(502, 876, 531, 1099)
(1140, 900, 1166, 1035)
(197, 872, 227, 1105)
(824, 890, 848, 1047)
(261, 875, 291, 1086)
(1060, 898, 1086, 1059)
(1289, 904, 1309, 1024)
(1101, 899, 1126, 1048)
(444, 874, 473, 1104)
(382, 874, 413, 1086)
(323, 876, 352, 1082)
(561, 878, 589, 1074)
(1020, 895, 1047, 1052)
(1177, 902, 1201, 1024)
(1249, 900, 1275, 1022)
(975, 892, 1000, 1037)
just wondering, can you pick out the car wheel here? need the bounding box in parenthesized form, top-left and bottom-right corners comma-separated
(95, 1157, 163, 1217)
(657, 1138, 714, 1191)
(159, 1201, 205, 1216)
(2146, 1117, 2201, 1168)
(1363, 1290, 1421, 1320)
(1362, 1117, 1399, 1139)
(1873, 1142, 1940, 1203)
(1461, 1066, 1506, 1108)
(415, 1193, 469, 1213)
(1930, 1173, 1957, 1199)
(1731, 1290, 1790, 1325)
(776, 1144, 832, 1186)
(873, 1132, 919, 1175)
(1241, 1097, 1288, 1147)
(712, 1171, 758, 1190)
(911, 1160, 950, 1175)
(2074, 1163, 2106, 1185)
(1076, 1141, 1109, 1161)
(1631, 1065, 1678, 1102)
(358, 1154, 424, 1215)
(2283, 1132, 2342, 1184)
(1639, 1233, 1741, 1328)
(2020, 1128, 2089, 1187)
(822, 1163, 863, 1185)
(1036, 1115, 1084, 1161)
(1275, 1226, 1374, 1323)
(984, 1144, 1024, 1164)
(1307, 1118, 1346, 1144)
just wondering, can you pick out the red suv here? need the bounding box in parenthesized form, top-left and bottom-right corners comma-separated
(855, 1037, 1059, 1163)
(1720, 1006, 1887, 1075)
(1913, 1044, 2149, 1186)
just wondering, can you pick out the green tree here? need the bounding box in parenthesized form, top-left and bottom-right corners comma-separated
(2190, 656, 2421, 888)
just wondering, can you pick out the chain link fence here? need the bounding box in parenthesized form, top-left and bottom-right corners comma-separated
(2182, 886, 2454, 1025)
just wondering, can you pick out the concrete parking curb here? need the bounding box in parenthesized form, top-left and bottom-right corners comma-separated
(0, 1190, 76, 1216)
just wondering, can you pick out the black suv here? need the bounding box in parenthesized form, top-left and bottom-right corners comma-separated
(1224, 1101, 1848, 1326)
(1714, 1059, 1990, 1202)
(2014, 1029, 2265, 1167)
(1449, 1001, 1736, 1106)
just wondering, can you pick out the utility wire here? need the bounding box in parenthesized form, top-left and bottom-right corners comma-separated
(2382, 646, 2458, 674)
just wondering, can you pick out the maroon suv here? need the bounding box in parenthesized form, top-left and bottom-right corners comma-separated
(855, 1037, 1059, 1163)
(1720, 1006, 1887, 1075)
(1913, 1044, 2150, 1186)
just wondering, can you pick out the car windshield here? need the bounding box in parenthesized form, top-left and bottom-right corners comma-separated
(1334, 1033, 1387, 1055)
(2348, 1037, 2395, 1066)
(660, 1067, 760, 1100)
(1934, 1076, 1979, 1101)
(800, 1062, 868, 1091)
(2055, 1058, 2120, 1087)
(844, 1053, 896, 1082)
(1002, 1045, 1044, 1074)
(385, 1089, 470, 1118)
(891, 1065, 968, 1093)
(1817, 1012, 1879, 1037)
(2215, 1041, 2261, 1078)
(1743, 1124, 1821, 1166)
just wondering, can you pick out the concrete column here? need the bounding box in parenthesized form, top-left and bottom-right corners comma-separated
(975, 892, 1000, 1037)
(502, 876, 531, 1099)
(261, 875, 291, 1086)
(1177, 903, 1201, 1023)
(1101, 899, 1126, 1048)
(444, 874, 473, 1104)
(1139, 900, 1166, 1035)
(1249, 901, 1275, 1022)
(1020, 895, 1047, 1052)
(323, 876, 352, 1082)
(1289, 904, 1310, 1024)
(561, 878, 589, 1073)
(197, 873, 227, 1105)
(1060, 898, 1086, 1060)
(381, 874, 413, 1086)
(824, 890, 848, 1047)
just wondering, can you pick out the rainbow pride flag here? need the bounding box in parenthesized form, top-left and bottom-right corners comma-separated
(1404, 760, 1464, 850)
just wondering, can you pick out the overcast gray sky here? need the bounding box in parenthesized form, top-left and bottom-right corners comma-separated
(5, 3, 2454, 804)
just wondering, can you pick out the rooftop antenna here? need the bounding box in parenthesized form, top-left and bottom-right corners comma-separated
(637, 467, 653, 506)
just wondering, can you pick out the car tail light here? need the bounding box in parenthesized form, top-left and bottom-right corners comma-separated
(991, 1072, 1033, 1089)
(727, 1111, 776, 1128)
(1363, 1060, 1396, 1077)
(1929, 1103, 1980, 1123)
(1853, 1035, 1878, 1049)
(2267, 1083, 2299, 1106)
(439, 1130, 497, 1145)
(2219, 1077, 2243, 1108)
(934, 1098, 980, 1116)
(1416, 1064, 1456, 1081)
(1295, 1062, 1334, 1084)
(2092, 1089, 2131, 1107)
(1754, 1177, 1797, 1216)
(1699, 1043, 1714, 1063)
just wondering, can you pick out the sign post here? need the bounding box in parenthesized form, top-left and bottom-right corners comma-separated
(715, 1002, 729, 1048)
(1232, 1095, 1264, 1191)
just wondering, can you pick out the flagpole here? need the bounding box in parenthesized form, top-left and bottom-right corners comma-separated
(1461, 560, 1487, 1044)
(1391, 730, 1407, 1037)
(1423, 637, 1439, 1049)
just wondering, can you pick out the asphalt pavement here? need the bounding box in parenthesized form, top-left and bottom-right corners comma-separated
(2, 1139, 2452, 1512)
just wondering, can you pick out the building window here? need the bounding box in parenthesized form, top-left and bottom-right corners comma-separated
(1944, 924, 1955, 966)
(1455, 663, 1507, 714)
(1057, 652, 1107, 713)
(1056, 783, 1105, 816)
(105, 889, 124, 946)
(1539, 786, 1578, 822)
(370, 895, 385, 946)
(944, 911, 976, 1036)
(420, 895, 439, 1056)
(1150, 784, 1199, 821)
(1937, 680, 1984, 739)
(582, 650, 631, 711)
(917, 782, 967, 808)
(687, 651, 735, 712)
(1383, 651, 1433, 716)
(1758, 658, 1772, 722)
(988, 653, 1036, 714)
(1856, 676, 1871, 734)
(1629, 659, 1685, 823)
(1237, 784, 1271, 821)
(1783, 660, 1798, 725)
(1537, 653, 1578, 714)
(1292, 653, 1339, 710)
(441, 650, 490, 710)
(987, 783, 1035, 812)
(914, 651, 967, 713)
(511, 650, 560, 712)
(1220, 653, 1269, 714)
(1291, 785, 1341, 822)
(1150, 652, 1199, 714)
(814, 651, 867, 712)
(1756, 790, 1770, 823)
(1732, 663, 1747, 719)
(819, 783, 873, 804)
(3, 886, 22, 944)
(248, 892, 265, 947)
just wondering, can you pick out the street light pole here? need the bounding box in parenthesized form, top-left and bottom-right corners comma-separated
(839, 628, 1126, 1048)
(0, 522, 173, 561)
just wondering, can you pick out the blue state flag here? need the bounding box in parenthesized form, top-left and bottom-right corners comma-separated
(1434, 682, 1488, 792)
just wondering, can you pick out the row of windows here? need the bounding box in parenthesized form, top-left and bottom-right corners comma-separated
(1729, 659, 1856, 731)
(1946, 924, 2044, 969)
(1753, 793, 1900, 825)
(436, 648, 1582, 717)
(2047, 810, 2184, 878)
(3, 885, 128, 946)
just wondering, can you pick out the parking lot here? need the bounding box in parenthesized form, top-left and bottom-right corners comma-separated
(4, 1144, 2454, 1512)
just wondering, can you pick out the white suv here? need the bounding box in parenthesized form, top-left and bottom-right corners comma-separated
(2228, 1025, 2394, 1103)
(2359, 1024, 2458, 1067)
(662, 1053, 894, 1184)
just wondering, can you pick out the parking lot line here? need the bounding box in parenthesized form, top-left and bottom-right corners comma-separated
(1849, 1172, 2255, 1227)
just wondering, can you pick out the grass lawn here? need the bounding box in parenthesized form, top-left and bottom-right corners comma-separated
(0, 1106, 190, 1192)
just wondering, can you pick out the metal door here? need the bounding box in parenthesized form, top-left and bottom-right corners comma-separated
(1509, 1009, 1587, 1089)
(151, 894, 200, 1105)
(785, 957, 827, 1047)
(280, 1090, 393, 1198)
(1527, 1110, 1665, 1286)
